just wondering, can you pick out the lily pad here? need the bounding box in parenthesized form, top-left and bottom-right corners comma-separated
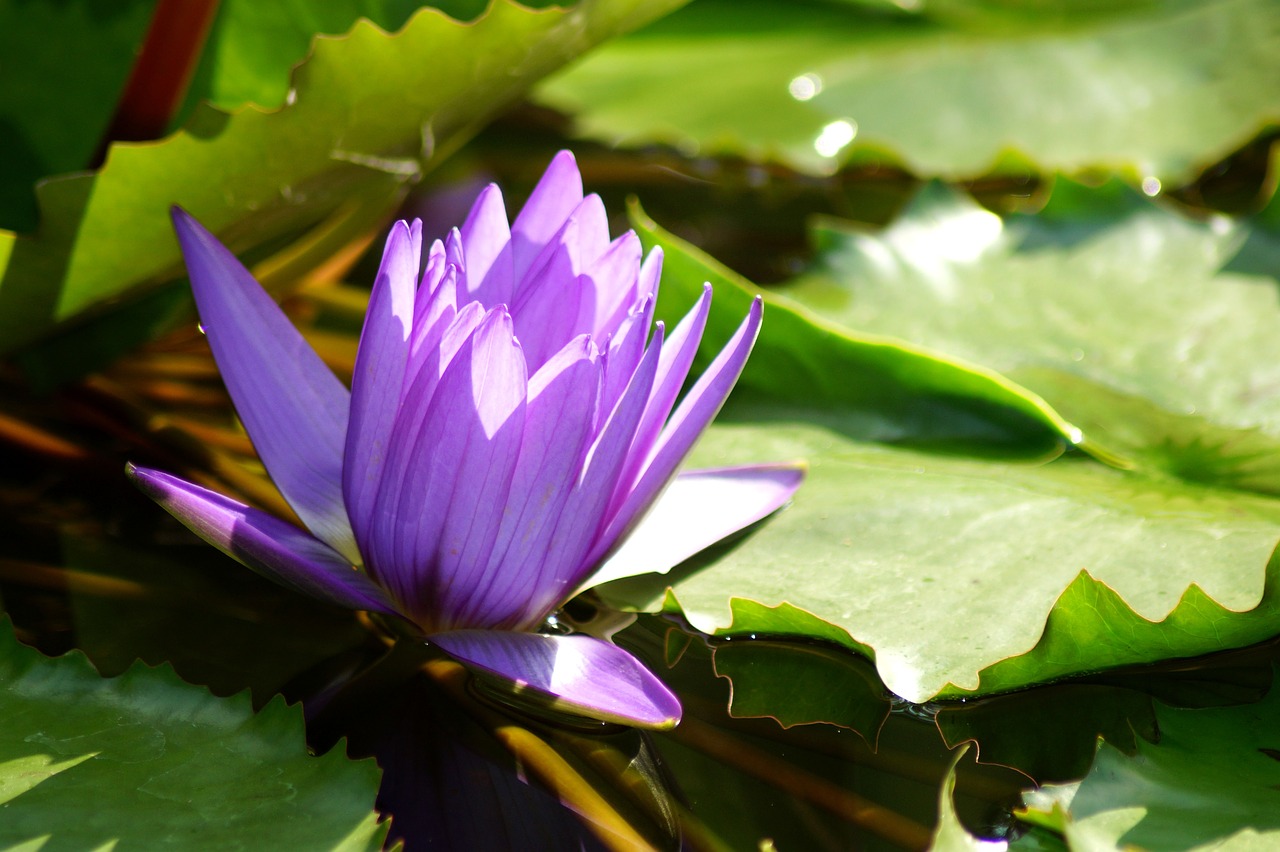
(712, 638, 889, 738)
(0, 619, 385, 848)
(595, 411, 1280, 702)
(176, 0, 567, 124)
(536, 0, 1280, 181)
(777, 179, 1280, 495)
(630, 201, 1067, 450)
(0, 0, 685, 356)
(1021, 677, 1280, 850)
(0, 0, 156, 232)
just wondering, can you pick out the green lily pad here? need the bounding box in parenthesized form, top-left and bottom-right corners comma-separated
(937, 654, 1274, 783)
(596, 411, 1280, 702)
(176, 0, 568, 125)
(777, 179, 1280, 494)
(712, 638, 889, 738)
(630, 201, 1066, 450)
(932, 746, 987, 852)
(0, 0, 685, 356)
(1021, 676, 1280, 850)
(536, 0, 1280, 181)
(0, 0, 157, 232)
(0, 619, 385, 848)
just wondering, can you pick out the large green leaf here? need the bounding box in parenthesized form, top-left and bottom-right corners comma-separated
(779, 180, 1280, 494)
(596, 411, 1280, 701)
(1020, 677, 1280, 850)
(176, 0, 565, 125)
(630, 201, 1067, 450)
(0, 620, 385, 848)
(536, 0, 1280, 181)
(0, 0, 157, 232)
(0, 0, 685, 356)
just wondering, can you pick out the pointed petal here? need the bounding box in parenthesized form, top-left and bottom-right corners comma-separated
(511, 150, 583, 281)
(598, 299, 653, 419)
(531, 327, 664, 617)
(584, 231, 642, 337)
(617, 285, 711, 498)
(511, 216, 595, 370)
(458, 337, 601, 628)
(460, 184, 514, 306)
(430, 631, 681, 729)
(372, 310, 528, 629)
(580, 464, 805, 590)
(589, 298, 763, 565)
(637, 246, 663, 303)
(171, 208, 357, 562)
(126, 464, 398, 616)
(344, 221, 419, 555)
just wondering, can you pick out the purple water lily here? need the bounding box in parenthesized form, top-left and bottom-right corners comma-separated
(128, 151, 803, 729)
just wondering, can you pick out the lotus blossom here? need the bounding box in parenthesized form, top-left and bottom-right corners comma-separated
(127, 152, 803, 729)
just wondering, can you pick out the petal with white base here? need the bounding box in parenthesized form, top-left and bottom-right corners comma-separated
(430, 630, 681, 729)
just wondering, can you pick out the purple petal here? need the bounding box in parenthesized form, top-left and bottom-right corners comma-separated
(580, 464, 806, 591)
(510, 225, 594, 371)
(429, 631, 681, 729)
(344, 221, 420, 557)
(584, 232, 642, 337)
(613, 285, 712, 510)
(532, 326, 664, 615)
(171, 209, 357, 562)
(372, 309, 529, 630)
(588, 298, 764, 566)
(636, 246, 663, 303)
(458, 336, 602, 629)
(598, 300, 654, 419)
(126, 464, 398, 616)
(460, 184, 514, 307)
(510, 150, 583, 282)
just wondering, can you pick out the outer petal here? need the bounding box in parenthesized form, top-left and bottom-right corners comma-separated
(170, 208, 358, 563)
(610, 284, 711, 517)
(533, 326, 664, 618)
(126, 464, 398, 616)
(429, 631, 681, 730)
(344, 221, 420, 556)
(588, 297, 763, 566)
(579, 464, 806, 591)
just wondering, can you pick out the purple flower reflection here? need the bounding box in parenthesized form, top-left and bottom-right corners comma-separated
(128, 151, 803, 728)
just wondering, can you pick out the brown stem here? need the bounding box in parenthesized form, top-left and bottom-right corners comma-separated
(99, 0, 221, 152)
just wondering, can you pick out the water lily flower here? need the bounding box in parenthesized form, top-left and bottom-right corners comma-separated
(127, 152, 803, 729)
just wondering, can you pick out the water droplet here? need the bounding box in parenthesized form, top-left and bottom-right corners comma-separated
(1141, 176, 1162, 197)
(1070, 348, 1084, 362)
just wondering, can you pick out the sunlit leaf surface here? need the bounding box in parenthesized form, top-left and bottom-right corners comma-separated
(0, 0, 685, 357)
(782, 180, 1280, 494)
(537, 0, 1280, 180)
(597, 412, 1280, 702)
(0, 620, 385, 848)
